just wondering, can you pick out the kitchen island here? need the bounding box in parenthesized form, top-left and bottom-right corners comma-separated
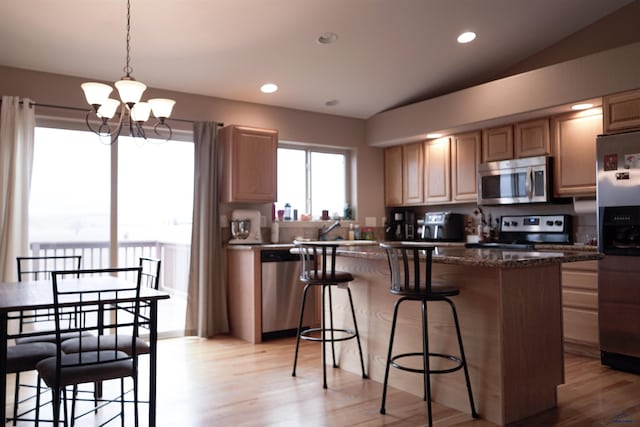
(324, 244, 601, 426)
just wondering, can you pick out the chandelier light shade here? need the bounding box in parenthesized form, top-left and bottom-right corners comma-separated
(81, 0, 175, 143)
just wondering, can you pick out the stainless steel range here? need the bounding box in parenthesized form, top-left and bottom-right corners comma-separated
(466, 214, 572, 249)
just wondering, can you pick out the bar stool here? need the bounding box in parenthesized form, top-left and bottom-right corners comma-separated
(379, 242, 478, 426)
(291, 240, 367, 389)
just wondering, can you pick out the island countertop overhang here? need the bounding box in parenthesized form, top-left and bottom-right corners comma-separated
(331, 243, 603, 269)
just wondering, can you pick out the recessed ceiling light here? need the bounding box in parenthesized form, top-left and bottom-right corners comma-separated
(571, 103, 594, 110)
(325, 99, 339, 107)
(317, 32, 338, 45)
(457, 31, 476, 44)
(260, 83, 278, 94)
(426, 133, 443, 139)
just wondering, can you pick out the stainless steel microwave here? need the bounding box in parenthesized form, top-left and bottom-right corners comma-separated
(477, 155, 551, 205)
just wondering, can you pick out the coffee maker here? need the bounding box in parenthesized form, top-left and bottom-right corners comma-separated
(386, 209, 416, 241)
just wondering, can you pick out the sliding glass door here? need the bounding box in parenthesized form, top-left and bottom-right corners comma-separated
(29, 127, 193, 336)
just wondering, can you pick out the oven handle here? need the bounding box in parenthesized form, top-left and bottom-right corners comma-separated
(525, 166, 533, 199)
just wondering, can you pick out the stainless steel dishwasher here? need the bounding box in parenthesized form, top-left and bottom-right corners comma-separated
(261, 248, 316, 339)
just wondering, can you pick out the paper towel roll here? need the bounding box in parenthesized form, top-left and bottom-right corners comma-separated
(573, 197, 596, 214)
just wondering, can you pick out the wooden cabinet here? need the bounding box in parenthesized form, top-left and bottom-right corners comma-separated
(551, 108, 603, 197)
(603, 89, 640, 134)
(402, 142, 424, 205)
(514, 118, 550, 158)
(219, 125, 278, 203)
(451, 131, 481, 202)
(562, 260, 599, 357)
(227, 248, 262, 343)
(384, 143, 424, 206)
(482, 125, 514, 162)
(423, 137, 451, 204)
(384, 146, 403, 206)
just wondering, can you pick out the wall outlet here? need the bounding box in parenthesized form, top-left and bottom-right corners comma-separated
(365, 217, 377, 227)
(220, 215, 229, 227)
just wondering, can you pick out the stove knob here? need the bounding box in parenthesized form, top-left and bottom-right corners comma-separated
(546, 220, 554, 226)
(503, 221, 510, 227)
(554, 220, 563, 226)
(511, 220, 518, 226)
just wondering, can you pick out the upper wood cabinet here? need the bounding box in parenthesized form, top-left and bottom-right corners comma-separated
(514, 118, 550, 158)
(424, 137, 451, 204)
(219, 125, 278, 203)
(402, 142, 424, 205)
(603, 89, 640, 134)
(551, 108, 603, 197)
(482, 125, 514, 162)
(451, 131, 481, 202)
(384, 146, 403, 206)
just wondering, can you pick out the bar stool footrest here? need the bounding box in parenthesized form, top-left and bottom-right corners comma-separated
(390, 351, 464, 375)
(300, 327, 359, 343)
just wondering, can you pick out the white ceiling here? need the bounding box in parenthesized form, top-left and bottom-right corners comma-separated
(0, 0, 634, 119)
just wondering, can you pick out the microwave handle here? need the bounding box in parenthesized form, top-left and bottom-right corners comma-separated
(525, 167, 533, 198)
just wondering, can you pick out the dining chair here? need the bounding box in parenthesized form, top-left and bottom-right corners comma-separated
(6, 342, 56, 425)
(9, 255, 82, 425)
(61, 257, 161, 355)
(15, 255, 83, 343)
(35, 267, 144, 427)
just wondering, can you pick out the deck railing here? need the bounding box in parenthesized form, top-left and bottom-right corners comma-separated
(29, 240, 190, 297)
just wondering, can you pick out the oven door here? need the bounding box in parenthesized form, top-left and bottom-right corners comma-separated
(478, 157, 549, 205)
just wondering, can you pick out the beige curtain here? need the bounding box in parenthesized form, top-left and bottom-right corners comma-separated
(0, 96, 35, 282)
(185, 122, 229, 337)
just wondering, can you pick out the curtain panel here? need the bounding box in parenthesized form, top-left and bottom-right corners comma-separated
(0, 96, 35, 282)
(185, 122, 230, 337)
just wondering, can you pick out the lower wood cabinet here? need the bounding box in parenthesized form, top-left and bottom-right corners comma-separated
(562, 260, 599, 357)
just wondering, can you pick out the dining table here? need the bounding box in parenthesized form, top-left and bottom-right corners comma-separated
(0, 275, 170, 426)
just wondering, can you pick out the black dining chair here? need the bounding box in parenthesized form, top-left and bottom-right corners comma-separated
(379, 242, 478, 426)
(35, 267, 144, 427)
(8, 255, 82, 425)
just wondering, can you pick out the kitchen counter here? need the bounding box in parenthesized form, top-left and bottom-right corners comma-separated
(315, 243, 601, 426)
(331, 243, 601, 268)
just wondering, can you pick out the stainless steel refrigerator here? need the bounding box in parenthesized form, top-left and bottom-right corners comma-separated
(596, 130, 640, 374)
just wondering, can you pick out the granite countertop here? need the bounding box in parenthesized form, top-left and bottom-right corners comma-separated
(334, 244, 602, 268)
(225, 241, 602, 268)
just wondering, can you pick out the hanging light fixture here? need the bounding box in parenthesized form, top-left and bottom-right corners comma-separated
(81, 0, 175, 144)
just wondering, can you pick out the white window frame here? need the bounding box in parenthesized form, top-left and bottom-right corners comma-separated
(277, 143, 351, 218)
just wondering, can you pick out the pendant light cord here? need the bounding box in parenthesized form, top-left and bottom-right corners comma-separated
(124, 0, 133, 77)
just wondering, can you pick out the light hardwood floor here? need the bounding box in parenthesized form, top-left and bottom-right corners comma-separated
(7, 335, 640, 426)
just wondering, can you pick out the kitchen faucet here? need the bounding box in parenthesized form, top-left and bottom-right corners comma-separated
(318, 220, 341, 240)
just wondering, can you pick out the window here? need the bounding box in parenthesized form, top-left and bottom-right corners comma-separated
(276, 146, 349, 219)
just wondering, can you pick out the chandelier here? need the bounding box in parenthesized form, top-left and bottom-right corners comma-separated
(80, 0, 175, 144)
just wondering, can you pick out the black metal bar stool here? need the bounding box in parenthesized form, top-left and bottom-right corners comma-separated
(291, 240, 367, 389)
(379, 242, 478, 426)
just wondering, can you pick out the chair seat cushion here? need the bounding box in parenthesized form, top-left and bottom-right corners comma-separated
(15, 331, 93, 345)
(36, 350, 134, 388)
(62, 334, 150, 356)
(301, 270, 354, 284)
(7, 342, 57, 373)
(391, 284, 460, 298)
